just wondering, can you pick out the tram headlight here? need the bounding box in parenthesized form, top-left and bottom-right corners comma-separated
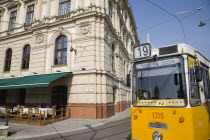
(153, 131, 162, 140)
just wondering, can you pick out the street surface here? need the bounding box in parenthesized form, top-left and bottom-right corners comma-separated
(20, 118, 131, 140)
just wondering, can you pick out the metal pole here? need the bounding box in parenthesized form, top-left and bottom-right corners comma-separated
(5, 111, 9, 126)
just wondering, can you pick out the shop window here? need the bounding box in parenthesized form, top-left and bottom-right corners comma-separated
(59, 0, 71, 15)
(9, 10, 17, 30)
(4, 48, 12, 72)
(55, 35, 67, 65)
(22, 45, 31, 69)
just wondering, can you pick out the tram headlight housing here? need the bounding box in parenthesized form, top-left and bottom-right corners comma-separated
(153, 131, 162, 140)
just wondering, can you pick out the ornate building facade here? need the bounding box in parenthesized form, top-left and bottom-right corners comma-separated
(0, 0, 139, 119)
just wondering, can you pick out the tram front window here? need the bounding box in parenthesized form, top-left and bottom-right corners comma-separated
(132, 56, 187, 107)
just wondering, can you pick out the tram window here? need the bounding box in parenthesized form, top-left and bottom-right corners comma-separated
(189, 68, 201, 106)
(206, 69, 210, 99)
(202, 68, 209, 99)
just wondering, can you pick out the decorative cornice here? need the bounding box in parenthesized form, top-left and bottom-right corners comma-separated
(21, 0, 37, 4)
(0, 7, 6, 13)
(5, 1, 21, 9)
(0, 0, 9, 5)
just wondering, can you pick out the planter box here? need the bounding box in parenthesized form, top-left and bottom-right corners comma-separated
(0, 125, 9, 138)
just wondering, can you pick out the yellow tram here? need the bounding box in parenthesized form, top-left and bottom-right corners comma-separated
(131, 43, 210, 140)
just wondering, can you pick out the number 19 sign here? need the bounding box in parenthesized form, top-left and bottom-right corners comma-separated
(134, 43, 151, 59)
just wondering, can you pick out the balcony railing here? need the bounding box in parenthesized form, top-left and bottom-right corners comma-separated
(56, 13, 71, 21)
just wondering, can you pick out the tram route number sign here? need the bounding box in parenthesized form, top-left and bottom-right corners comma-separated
(134, 44, 151, 59)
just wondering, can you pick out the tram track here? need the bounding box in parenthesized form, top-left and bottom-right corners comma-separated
(36, 118, 131, 140)
(93, 128, 131, 140)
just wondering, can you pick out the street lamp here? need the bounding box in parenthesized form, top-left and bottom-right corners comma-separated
(198, 17, 210, 27)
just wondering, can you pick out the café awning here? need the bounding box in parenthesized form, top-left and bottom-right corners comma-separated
(0, 72, 71, 90)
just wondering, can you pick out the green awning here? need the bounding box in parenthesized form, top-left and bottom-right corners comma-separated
(0, 72, 71, 90)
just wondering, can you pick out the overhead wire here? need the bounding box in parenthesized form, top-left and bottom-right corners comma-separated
(144, 0, 188, 43)
(141, 1, 210, 37)
(180, 3, 210, 20)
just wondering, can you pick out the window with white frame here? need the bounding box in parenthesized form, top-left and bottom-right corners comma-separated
(59, 0, 71, 15)
(9, 10, 17, 30)
(22, 45, 31, 69)
(4, 48, 12, 72)
(55, 35, 68, 65)
(25, 4, 34, 25)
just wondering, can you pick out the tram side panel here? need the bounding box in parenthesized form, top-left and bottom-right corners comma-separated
(131, 106, 209, 140)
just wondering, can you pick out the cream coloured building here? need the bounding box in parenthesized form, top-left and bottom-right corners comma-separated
(0, 0, 139, 119)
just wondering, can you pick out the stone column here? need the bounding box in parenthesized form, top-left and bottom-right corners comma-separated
(100, 0, 105, 13)
(71, 0, 76, 12)
(36, 0, 42, 21)
(46, 0, 51, 17)
(2, 8, 8, 32)
(79, 0, 84, 13)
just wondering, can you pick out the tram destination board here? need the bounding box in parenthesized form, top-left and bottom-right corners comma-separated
(134, 43, 151, 59)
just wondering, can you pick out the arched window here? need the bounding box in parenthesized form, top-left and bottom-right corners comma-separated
(4, 48, 12, 72)
(111, 43, 116, 72)
(22, 45, 31, 69)
(55, 35, 67, 65)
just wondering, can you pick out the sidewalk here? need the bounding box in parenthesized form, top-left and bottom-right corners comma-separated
(4, 108, 130, 140)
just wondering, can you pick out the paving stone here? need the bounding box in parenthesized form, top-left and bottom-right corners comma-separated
(5, 108, 130, 140)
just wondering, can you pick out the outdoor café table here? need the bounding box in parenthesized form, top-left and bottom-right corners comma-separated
(0, 107, 6, 114)
(13, 107, 33, 114)
(39, 108, 52, 117)
(13, 107, 19, 112)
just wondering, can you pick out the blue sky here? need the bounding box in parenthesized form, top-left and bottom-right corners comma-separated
(129, 0, 210, 59)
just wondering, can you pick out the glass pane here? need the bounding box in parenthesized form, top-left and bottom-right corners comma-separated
(65, 9, 70, 14)
(59, 11, 63, 15)
(56, 52, 61, 58)
(63, 41, 67, 48)
(63, 50, 67, 57)
(60, 4, 65, 10)
(57, 43, 62, 49)
(63, 36, 67, 42)
(31, 5, 34, 11)
(62, 57, 67, 64)
(132, 56, 187, 107)
(67, 2, 71, 8)
(55, 58, 61, 64)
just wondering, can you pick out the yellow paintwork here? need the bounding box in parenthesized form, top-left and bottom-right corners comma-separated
(131, 106, 210, 140)
(188, 56, 196, 68)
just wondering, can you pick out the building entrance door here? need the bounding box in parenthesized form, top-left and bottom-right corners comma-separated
(52, 86, 67, 109)
(18, 89, 26, 106)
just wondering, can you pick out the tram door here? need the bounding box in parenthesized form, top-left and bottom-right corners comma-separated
(52, 86, 67, 109)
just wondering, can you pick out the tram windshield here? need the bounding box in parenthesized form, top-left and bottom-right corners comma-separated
(132, 56, 187, 107)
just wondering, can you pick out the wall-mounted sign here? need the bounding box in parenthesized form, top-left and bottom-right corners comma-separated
(84, 86, 93, 92)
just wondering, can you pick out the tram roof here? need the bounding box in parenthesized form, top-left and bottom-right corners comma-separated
(158, 43, 210, 67)
(134, 43, 210, 67)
